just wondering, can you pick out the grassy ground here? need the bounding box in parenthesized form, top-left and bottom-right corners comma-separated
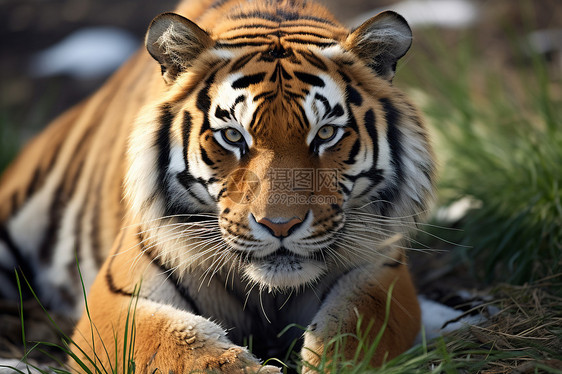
(401, 26, 561, 286)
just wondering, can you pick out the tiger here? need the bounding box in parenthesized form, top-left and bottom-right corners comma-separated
(0, 0, 435, 372)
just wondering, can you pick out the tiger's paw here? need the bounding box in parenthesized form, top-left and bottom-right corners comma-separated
(191, 346, 281, 373)
(109, 305, 280, 373)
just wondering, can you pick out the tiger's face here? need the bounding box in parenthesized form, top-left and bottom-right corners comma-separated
(127, 10, 434, 290)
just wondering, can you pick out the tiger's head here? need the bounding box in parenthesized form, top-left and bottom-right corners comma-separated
(126, 1, 435, 291)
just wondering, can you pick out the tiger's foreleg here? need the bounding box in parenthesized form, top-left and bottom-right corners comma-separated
(70, 229, 279, 374)
(301, 255, 420, 372)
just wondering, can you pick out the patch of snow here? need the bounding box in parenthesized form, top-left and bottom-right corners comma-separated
(351, 0, 478, 29)
(527, 29, 562, 55)
(435, 196, 482, 223)
(416, 295, 487, 343)
(29, 27, 139, 79)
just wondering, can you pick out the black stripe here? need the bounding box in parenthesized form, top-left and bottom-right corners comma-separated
(216, 187, 227, 200)
(353, 100, 384, 196)
(299, 50, 328, 71)
(199, 145, 215, 167)
(383, 261, 402, 268)
(284, 90, 305, 101)
(346, 84, 363, 106)
(354, 169, 384, 199)
(344, 112, 359, 135)
(383, 252, 404, 267)
(25, 142, 64, 200)
(73, 178, 91, 277)
(0, 267, 20, 299)
(230, 95, 246, 120)
(364, 109, 377, 143)
(283, 30, 332, 40)
(228, 23, 337, 31)
(380, 98, 404, 182)
(231, 11, 339, 26)
(232, 72, 267, 89)
(182, 111, 193, 161)
(176, 171, 210, 207)
(269, 62, 281, 82)
(377, 99, 403, 215)
(25, 168, 42, 200)
(294, 71, 324, 87)
(0, 226, 34, 297)
(253, 90, 276, 102)
(215, 106, 231, 121)
(338, 70, 351, 83)
(38, 126, 96, 263)
(295, 104, 310, 129)
(138, 232, 202, 315)
(90, 116, 122, 268)
(215, 41, 268, 48)
(176, 60, 222, 103)
(363, 109, 378, 167)
(329, 104, 344, 119)
(222, 33, 272, 41)
(230, 53, 256, 72)
(280, 63, 292, 80)
(283, 38, 336, 47)
(319, 267, 354, 304)
(343, 139, 360, 165)
(196, 66, 221, 143)
(223, 30, 332, 41)
(8, 192, 17, 218)
(248, 101, 265, 130)
(173, 71, 222, 210)
(314, 93, 331, 114)
(105, 229, 133, 297)
(105, 271, 131, 297)
(338, 181, 350, 195)
(156, 104, 174, 194)
(210, 0, 230, 8)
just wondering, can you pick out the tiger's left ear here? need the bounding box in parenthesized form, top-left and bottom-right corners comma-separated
(345, 11, 412, 81)
(146, 12, 213, 84)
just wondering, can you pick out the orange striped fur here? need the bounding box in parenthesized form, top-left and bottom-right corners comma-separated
(0, 0, 435, 372)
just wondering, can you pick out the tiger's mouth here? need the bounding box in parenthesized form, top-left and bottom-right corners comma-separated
(235, 246, 324, 264)
(235, 246, 328, 288)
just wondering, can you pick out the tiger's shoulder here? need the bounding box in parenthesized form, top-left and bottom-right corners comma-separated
(1, 0, 434, 369)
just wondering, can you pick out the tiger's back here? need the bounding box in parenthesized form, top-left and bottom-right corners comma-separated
(0, 51, 147, 314)
(0, 0, 435, 371)
(0, 2, 210, 314)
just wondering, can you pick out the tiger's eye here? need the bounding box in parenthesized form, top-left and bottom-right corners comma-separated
(317, 125, 336, 141)
(223, 128, 243, 143)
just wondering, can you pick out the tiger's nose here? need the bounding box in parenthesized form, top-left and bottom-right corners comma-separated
(257, 217, 303, 238)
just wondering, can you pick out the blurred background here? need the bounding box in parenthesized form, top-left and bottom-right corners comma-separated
(1, 0, 559, 147)
(0, 0, 561, 371)
(1, 0, 559, 283)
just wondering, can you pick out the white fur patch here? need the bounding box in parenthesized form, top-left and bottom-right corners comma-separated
(0, 242, 15, 268)
(241, 212, 327, 290)
(243, 259, 327, 291)
(8, 180, 55, 258)
(126, 106, 166, 221)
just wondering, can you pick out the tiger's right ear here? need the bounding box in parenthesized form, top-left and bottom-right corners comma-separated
(345, 11, 412, 81)
(146, 12, 213, 84)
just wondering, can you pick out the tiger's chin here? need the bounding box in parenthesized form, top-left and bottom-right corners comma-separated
(242, 254, 327, 290)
